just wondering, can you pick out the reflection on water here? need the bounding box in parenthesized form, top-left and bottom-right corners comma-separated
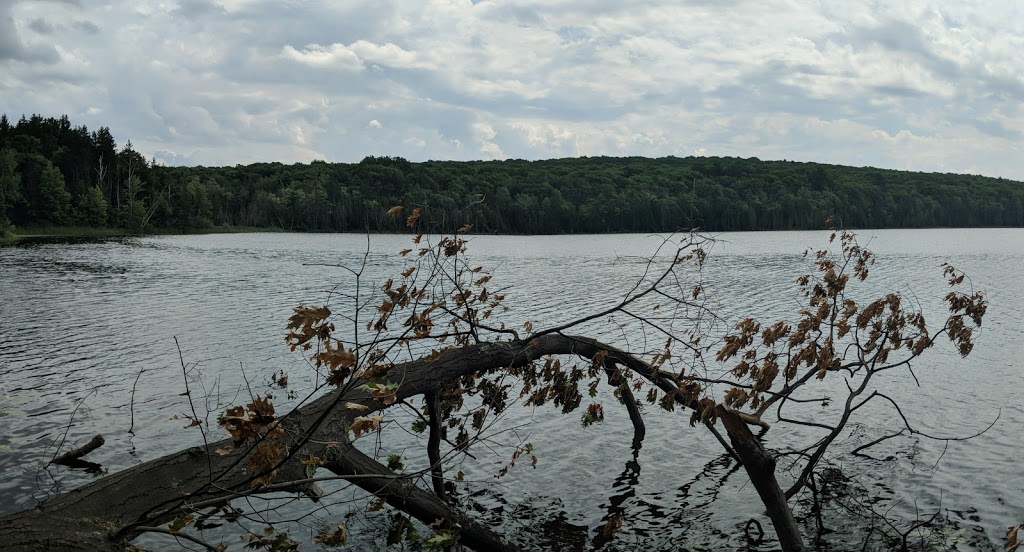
(1, 228, 1022, 550)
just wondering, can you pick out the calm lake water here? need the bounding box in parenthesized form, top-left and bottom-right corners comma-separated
(1, 229, 1021, 550)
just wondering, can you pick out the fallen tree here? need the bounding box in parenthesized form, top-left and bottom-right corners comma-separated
(0, 213, 988, 551)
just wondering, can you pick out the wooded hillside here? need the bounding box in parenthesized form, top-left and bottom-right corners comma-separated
(2, 113, 1022, 235)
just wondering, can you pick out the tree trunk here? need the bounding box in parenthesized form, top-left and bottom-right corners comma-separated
(0, 337, 581, 550)
(0, 334, 799, 550)
(718, 405, 806, 551)
(425, 391, 447, 499)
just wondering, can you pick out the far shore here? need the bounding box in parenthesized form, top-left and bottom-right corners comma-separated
(3, 224, 1023, 246)
(0, 225, 283, 244)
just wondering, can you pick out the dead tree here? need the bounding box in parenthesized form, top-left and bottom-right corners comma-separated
(0, 215, 987, 551)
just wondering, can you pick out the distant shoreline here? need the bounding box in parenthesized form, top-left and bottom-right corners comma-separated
(4, 223, 1024, 246)
(0, 225, 282, 244)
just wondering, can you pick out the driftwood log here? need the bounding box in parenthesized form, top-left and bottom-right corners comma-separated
(1, 334, 803, 551)
(51, 434, 105, 466)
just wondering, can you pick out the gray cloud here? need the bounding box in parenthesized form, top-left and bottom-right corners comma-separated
(27, 16, 98, 36)
(72, 20, 100, 34)
(0, 10, 23, 59)
(28, 18, 54, 34)
(0, 5, 60, 63)
(172, 0, 226, 20)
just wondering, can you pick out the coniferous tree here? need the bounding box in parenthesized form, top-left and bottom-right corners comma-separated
(0, 114, 11, 145)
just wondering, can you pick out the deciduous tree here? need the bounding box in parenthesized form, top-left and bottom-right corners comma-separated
(38, 160, 71, 225)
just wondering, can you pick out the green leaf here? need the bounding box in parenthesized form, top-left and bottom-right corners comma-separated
(387, 453, 404, 472)
(168, 515, 193, 533)
(426, 531, 459, 549)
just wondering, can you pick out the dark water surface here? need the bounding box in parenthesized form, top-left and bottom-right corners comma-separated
(1, 229, 1021, 550)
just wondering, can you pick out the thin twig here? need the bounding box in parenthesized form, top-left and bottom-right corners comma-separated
(128, 367, 145, 435)
(134, 526, 220, 551)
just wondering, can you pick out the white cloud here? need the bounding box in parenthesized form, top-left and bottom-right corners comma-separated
(348, 40, 428, 69)
(282, 40, 429, 72)
(282, 44, 363, 70)
(472, 122, 506, 159)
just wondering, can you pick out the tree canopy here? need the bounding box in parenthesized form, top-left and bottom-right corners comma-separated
(2, 113, 1023, 235)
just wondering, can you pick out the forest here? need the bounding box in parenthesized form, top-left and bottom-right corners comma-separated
(2, 113, 1023, 237)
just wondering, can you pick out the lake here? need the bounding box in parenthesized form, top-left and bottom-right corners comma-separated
(1, 229, 1021, 550)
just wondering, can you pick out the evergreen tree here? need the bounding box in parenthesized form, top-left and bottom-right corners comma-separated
(0, 114, 11, 145)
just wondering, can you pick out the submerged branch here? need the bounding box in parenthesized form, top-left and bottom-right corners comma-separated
(51, 434, 105, 466)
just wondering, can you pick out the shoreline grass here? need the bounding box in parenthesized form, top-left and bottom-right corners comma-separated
(12, 226, 133, 239)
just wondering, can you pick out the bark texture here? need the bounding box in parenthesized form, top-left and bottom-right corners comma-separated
(718, 405, 806, 551)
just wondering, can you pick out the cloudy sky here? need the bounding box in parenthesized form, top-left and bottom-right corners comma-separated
(2, 0, 1022, 179)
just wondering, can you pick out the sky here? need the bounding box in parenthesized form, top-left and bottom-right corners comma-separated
(1, 0, 1022, 179)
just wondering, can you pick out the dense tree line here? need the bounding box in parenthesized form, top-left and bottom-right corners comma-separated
(2, 113, 1023, 235)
